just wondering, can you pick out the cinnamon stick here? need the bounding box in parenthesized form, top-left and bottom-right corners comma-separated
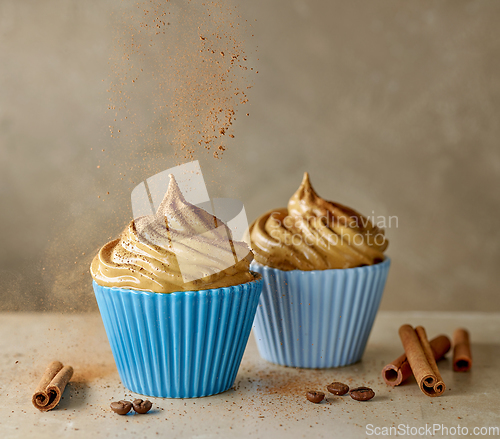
(398, 325, 446, 397)
(382, 335, 450, 386)
(32, 361, 74, 411)
(453, 328, 472, 372)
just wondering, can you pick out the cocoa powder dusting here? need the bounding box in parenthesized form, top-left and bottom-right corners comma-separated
(252, 368, 359, 398)
(107, 0, 256, 161)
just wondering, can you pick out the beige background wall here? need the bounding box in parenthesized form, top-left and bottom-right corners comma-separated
(1, 0, 499, 312)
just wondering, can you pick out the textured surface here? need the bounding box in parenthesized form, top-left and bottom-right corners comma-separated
(252, 259, 390, 367)
(93, 279, 262, 398)
(1, 0, 500, 312)
(1, 311, 499, 438)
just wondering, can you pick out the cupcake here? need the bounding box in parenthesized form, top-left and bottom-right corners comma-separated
(91, 174, 262, 398)
(247, 173, 390, 368)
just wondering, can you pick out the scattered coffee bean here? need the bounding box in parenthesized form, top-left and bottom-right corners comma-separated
(132, 399, 153, 414)
(349, 387, 375, 401)
(326, 382, 349, 396)
(306, 391, 325, 404)
(110, 400, 132, 415)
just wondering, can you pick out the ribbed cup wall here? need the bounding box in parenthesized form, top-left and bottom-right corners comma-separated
(93, 277, 263, 398)
(252, 259, 390, 368)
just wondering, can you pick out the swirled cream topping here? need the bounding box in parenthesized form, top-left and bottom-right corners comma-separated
(91, 175, 255, 293)
(248, 172, 388, 270)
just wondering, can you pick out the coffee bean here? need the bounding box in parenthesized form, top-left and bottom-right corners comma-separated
(306, 391, 325, 404)
(326, 382, 349, 396)
(132, 399, 153, 414)
(110, 400, 132, 415)
(349, 387, 375, 401)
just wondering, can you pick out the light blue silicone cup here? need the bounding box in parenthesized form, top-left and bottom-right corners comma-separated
(251, 258, 390, 368)
(93, 275, 262, 398)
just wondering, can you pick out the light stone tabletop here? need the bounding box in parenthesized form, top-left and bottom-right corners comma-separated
(0, 311, 498, 438)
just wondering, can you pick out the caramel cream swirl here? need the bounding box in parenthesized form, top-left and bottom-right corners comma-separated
(91, 175, 255, 293)
(248, 173, 388, 270)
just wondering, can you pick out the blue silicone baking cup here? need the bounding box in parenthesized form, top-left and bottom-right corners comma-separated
(251, 258, 390, 368)
(93, 276, 262, 398)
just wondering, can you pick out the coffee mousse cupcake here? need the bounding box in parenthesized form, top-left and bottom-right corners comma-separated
(91, 175, 262, 398)
(247, 172, 390, 368)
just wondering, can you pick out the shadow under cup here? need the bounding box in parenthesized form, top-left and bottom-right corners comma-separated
(251, 258, 391, 368)
(93, 276, 263, 398)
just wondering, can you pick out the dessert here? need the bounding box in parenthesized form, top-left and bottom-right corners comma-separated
(247, 172, 391, 368)
(249, 172, 387, 270)
(91, 175, 262, 398)
(91, 175, 254, 293)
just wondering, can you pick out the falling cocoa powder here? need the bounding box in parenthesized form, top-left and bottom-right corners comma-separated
(107, 0, 256, 160)
(41, 1, 257, 314)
